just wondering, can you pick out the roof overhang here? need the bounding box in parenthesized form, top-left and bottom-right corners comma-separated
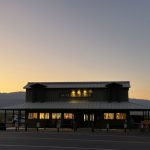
(23, 81, 130, 89)
(1, 101, 147, 110)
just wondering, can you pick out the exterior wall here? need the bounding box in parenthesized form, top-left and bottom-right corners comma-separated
(26, 86, 129, 102)
(26, 89, 32, 102)
(45, 88, 108, 102)
(119, 88, 129, 102)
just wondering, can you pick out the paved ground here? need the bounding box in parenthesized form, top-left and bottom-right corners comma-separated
(0, 129, 150, 150)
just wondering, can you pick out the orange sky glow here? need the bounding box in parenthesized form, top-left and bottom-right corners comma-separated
(0, 0, 150, 100)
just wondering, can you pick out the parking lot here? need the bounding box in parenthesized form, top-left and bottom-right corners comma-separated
(0, 129, 150, 150)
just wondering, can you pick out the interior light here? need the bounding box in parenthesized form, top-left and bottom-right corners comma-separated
(77, 90, 81, 96)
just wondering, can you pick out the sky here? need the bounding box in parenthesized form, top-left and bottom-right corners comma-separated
(0, 0, 150, 99)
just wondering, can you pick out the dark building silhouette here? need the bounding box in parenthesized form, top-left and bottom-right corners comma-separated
(25, 82, 129, 103)
(0, 81, 149, 129)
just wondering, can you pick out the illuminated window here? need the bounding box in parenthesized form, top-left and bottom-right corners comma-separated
(70, 89, 92, 97)
(90, 114, 94, 121)
(89, 89, 93, 94)
(83, 90, 87, 97)
(116, 113, 126, 120)
(71, 90, 76, 97)
(52, 113, 61, 119)
(64, 113, 74, 119)
(77, 90, 81, 96)
(28, 113, 32, 119)
(84, 114, 88, 121)
(28, 113, 38, 119)
(104, 113, 114, 120)
(39, 113, 49, 119)
(40, 113, 44, 119)
(45, 113, 49, 119)
(33, 113, 38, 119)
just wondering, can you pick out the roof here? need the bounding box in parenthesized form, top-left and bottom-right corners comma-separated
(1, 101, 147, 110)
(24, 81, 130, 89)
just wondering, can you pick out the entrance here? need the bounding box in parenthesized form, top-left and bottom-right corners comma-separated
(83, 114, 95, 127)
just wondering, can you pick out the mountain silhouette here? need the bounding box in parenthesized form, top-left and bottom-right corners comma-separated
(0, 92, 25, 107)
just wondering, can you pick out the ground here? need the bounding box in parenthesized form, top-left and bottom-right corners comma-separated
(0, 129, 150, 150)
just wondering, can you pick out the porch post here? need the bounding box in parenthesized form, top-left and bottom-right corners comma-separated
(4, 109, 6, 129)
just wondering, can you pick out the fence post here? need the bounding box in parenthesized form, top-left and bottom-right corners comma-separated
(106, 123, 109, 133)
(124, 123, 127, 134)
(36, 122, 40, 132)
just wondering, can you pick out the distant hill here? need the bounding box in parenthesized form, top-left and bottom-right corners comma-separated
(0, 91, 150, 107)
(0, 92, 25, 107)
(129, 98, 150, 106)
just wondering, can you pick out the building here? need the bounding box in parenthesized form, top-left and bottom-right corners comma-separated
(0, 81, 149, 129)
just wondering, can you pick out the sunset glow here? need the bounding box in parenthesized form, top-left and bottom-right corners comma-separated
(0, 0, 150, 100)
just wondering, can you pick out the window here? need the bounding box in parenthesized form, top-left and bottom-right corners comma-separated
(84, 114, 88, 121)
(64, 113, 74, 119)
(83, 90, 87, 97)
(40, 113, 44, 119)
(89, 89, 93, 94)
(104, 113, 114, 120)
(45, 113, 49, 119)
(71, 90, 76, 97)
(84, 114, 94, 121)
(77, 90, 81, 97)
(116, 113, 126, 120)
(39, 113, 49, 119)
(52, 113, 61, 119)
(70, 89, 93, 97)
(90, 114, 94, 121)
(28, 113, 38, 119)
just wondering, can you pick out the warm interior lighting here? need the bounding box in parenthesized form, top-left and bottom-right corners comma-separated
(104, 113, 114, 120)
(52, 113, 61, 119)
(45, 113, 49, 119)
(83, 90, 87, 97)
(89, 89, 93, 94)
(39, 113, 49, 119)
(90, 114, 94, 121)
(71, 90, 76, 97)
(28, 113, 38, 119)
(116, 113, 126, 120)
(84, 114, 94, 121)
(40, 113, 44, 119)
(64, 113, 74, 119)
(84, 114, 88, 121)
(70, 89, 92, 97)
(77, 90, 81, 96)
